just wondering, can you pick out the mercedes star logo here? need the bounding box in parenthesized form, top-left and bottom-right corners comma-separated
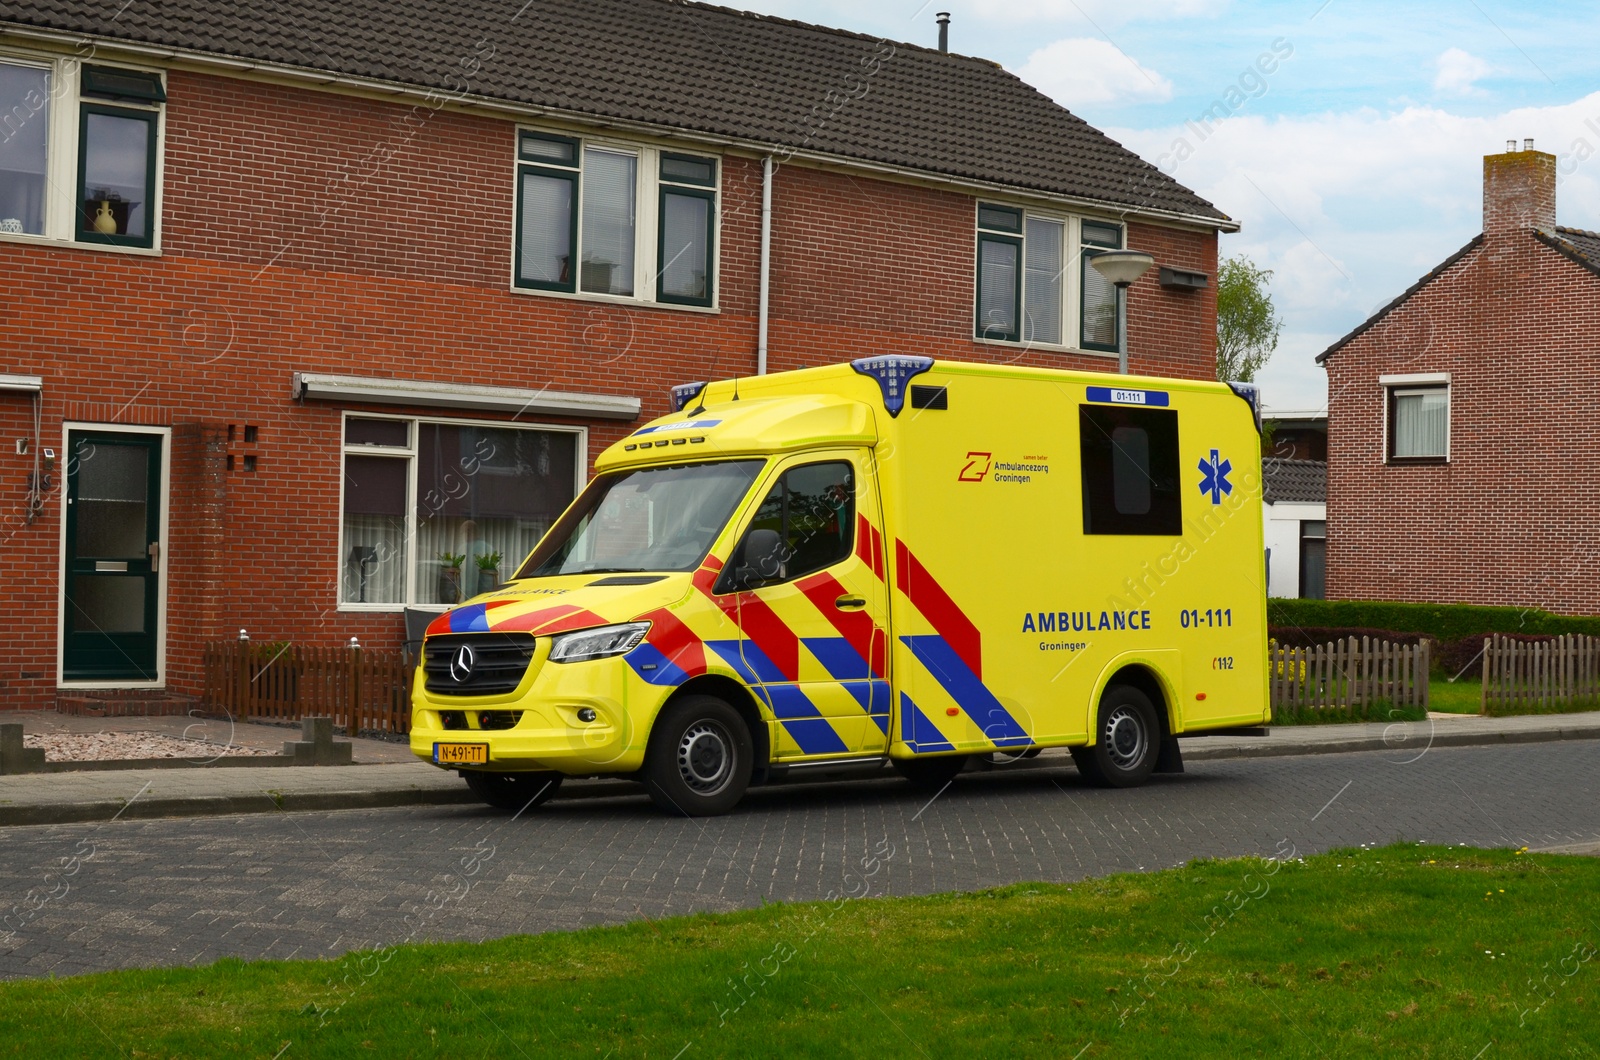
(449, 643, 477, 684)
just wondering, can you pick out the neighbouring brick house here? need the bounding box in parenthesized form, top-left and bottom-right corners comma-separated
(1319, 141, 1600, 615)
(0, 0, 1233, 710)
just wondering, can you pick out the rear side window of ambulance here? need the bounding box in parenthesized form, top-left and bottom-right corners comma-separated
(1079, 405, 1182, 535)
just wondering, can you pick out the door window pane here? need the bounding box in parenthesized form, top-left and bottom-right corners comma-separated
(660, 190, 710, 302)
(72, 575, 146, 633)
(0, 62, 50, 236)
(76, 443, 149, 557)
(737, 462, 854, 585)
(1300, 523, 1326, 599)
(342, 455, 407, 605)
(80, 109, 153, 239)
(580, 148, 636, 295)
(1392, 388, 1448, 458)
(518, 171, 573, 286)
(414, 424, 579, 602)
(1024, 217, 1063, 345)
(977, 237, 1019, 340)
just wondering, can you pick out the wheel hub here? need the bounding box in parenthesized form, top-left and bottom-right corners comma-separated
(1104, 706, 1147, 770)
(678, 721, 733, 794)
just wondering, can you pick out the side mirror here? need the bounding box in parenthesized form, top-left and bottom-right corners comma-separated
(734, 528, 786, 590)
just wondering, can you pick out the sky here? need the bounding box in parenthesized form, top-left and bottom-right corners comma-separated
(738, 0, 1600, 412)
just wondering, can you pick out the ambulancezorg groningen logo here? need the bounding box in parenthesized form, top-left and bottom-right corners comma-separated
(449, 643, 477, 683)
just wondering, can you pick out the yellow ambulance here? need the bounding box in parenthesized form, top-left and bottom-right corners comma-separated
(410, 358, 1269, 815)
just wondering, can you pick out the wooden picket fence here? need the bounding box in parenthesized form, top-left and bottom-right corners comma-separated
(203, 637, 415, 734)
(1481, 634, 1600, 714)
(1269, 636, 1430, 716)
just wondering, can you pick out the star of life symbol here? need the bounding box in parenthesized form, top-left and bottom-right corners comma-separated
(1198, 448, 1232, 505)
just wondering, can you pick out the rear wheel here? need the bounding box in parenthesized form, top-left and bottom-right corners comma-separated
(462, 770, 564, 811)
(643, 695, 753, 816)
(891, 754, 970, 790)
(1071, 685, 1160, 788)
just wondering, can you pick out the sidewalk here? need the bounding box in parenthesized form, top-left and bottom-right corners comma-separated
(0, 710, 1596, 827)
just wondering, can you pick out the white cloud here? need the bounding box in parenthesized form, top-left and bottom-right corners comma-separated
(1434, 47, 1492, 96)
(1014, 38, 1173, 108)
(967, 0, 1228, 26)
(1110, 92, 1600, 409)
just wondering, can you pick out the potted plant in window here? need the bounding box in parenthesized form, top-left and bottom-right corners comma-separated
(437, 552, 466, 605)
(475, 551, 503, 595)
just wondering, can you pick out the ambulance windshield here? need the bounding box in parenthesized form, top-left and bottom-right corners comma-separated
(517, 460, 764, 577)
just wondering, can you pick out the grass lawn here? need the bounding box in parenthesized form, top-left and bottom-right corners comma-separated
(1429, 677, 1484, 714)
(2, 845, 1596, 1057)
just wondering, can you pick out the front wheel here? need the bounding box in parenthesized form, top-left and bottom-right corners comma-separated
(463, 770, 564, 811)
(642, 695, 753, 816)
(1070, 685, 1160, 788)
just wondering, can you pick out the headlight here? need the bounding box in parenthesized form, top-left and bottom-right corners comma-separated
(547, 621, 652, 663)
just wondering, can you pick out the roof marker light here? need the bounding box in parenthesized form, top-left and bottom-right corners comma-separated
(851, 355, 934, 417)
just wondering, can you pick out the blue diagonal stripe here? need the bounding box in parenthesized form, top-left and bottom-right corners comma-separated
(901, 635, 1031, 747)
(898, 691, 954, 753)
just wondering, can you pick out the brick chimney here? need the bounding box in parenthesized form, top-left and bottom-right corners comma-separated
(1483, 139, 1556, 238)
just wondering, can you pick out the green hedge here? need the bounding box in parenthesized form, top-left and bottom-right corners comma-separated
(1267, 598, 1600, 643)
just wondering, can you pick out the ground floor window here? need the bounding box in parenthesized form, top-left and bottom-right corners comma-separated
(340, 415, 582, 608)
(1299, 520, 1326, 599)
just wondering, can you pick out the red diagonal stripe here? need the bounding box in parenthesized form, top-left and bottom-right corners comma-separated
(796, 571, 885, 678)
(489, 604, 609, 635)
(725, 594, 800, 681)
(894, 540, 982, 679)
(639, 607, 707, 677)
(870, 521, 885, 581)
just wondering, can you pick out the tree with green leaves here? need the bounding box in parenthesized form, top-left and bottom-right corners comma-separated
(1216, 255, 1283, 382)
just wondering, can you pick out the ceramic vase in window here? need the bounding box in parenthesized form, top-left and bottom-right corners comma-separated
(93, 201, 118, 235)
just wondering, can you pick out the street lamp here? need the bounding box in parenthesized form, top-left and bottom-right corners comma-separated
(1089, 249, 1155, 374)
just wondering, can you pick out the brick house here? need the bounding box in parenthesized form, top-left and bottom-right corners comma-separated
(0, 0, 1233, 710)
(1318, 141, 1600, 615)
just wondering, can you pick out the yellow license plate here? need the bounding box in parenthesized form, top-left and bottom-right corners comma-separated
(434, 742, 488, 766)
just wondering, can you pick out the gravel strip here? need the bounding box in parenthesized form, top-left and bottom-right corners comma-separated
(22, 732, 276, 761)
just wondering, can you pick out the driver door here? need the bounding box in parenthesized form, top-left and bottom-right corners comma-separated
(717, 450, 890, 758)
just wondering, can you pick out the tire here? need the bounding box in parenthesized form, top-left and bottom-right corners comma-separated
(1072, 685, 1160, 789)
(642, 695, 753, 816)
(891, 754, 970, 790)
(462, 770, 564, 811)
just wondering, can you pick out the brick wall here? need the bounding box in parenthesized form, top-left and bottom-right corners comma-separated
(0, 68, 1221, 707)
(1324, 154, 1600, 614)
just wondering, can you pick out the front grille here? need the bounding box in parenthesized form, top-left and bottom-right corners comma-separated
(424, 633, 538, 696)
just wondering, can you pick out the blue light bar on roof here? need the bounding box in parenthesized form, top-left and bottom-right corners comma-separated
(670, 381, 708, 412)
(851, 355, 933, 418)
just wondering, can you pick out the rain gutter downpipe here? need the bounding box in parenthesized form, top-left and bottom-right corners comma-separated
(758, 154, 773, 375)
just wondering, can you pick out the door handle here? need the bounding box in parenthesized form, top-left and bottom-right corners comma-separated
(148, 541, 160, 573)
(835, 594, 867, 611)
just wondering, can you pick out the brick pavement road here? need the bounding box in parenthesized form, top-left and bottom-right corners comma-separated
(2, 741, 1596, 980)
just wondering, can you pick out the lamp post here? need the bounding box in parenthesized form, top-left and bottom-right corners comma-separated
(1089, 250, 1155, 374)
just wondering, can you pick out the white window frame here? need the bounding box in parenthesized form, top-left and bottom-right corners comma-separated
(510, 128, 722, 312)
(972, 202, 1124, 357)
(0, 47, 165, 254)
(1379, 372, 1451, 464)
(337, 411, 588, 612)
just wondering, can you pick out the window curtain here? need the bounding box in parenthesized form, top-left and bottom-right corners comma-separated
(1023, 217, 1063, 345)
(518, 171, 572, 285)
(0, 63, 50, 235)
(1394, 391, 1447, 457)
(580, 148, 636, 295)
(978, 238, 1018, 338)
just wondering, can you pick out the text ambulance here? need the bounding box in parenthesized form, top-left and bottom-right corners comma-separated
(411, 358, 1269, 815)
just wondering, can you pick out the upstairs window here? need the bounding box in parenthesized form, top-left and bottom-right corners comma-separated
(0, 55, 164, 249)
(975, 204, 1122, 351)
(1080, 221, 1123, 352)
(1387, 383, 1449, 462)
(514, 131, 719, 306)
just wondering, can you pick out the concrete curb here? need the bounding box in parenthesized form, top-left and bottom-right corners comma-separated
(1182, 721, 1600, 761)
(1, 721, 1595, 827)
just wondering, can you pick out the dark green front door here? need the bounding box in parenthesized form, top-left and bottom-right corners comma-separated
(62, 431, 163, 682)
